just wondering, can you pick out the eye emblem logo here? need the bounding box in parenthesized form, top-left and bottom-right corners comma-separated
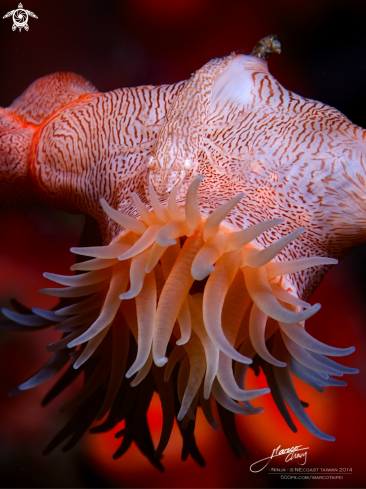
(2, 3, 38, 32)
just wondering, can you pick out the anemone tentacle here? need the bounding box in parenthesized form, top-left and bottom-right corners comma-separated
(7, 175, 353, 452)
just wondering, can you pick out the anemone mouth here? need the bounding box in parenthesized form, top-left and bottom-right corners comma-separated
(2, 175, 358, 464)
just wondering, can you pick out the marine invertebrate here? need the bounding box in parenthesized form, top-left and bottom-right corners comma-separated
(0, 36, 362, 466)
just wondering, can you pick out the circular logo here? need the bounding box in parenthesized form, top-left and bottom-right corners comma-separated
(13, 8, 28, 29)
(3, 3, 38, 32)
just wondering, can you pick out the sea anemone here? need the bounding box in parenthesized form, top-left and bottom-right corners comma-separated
(1, 175, 358, 464)
(0, 35, 361, 467)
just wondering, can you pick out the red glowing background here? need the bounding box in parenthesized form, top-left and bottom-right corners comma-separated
(0, 0, 365, 487)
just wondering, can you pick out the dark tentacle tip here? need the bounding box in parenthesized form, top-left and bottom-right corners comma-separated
(8, 387, 21, 397)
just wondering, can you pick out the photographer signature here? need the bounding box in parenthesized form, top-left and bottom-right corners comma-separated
(250, 445, 309, 473)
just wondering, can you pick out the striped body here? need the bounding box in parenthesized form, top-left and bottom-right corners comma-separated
(1, 56, 366, 299)
(148, 55, 233, 194)
(30, 80, 185, 242)
(153, 55, 366, 299)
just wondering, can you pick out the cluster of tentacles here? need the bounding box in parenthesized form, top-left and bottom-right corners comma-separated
(1, 176, 358, 466)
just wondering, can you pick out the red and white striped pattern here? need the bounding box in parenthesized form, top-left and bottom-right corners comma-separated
(1, 54, 366, 300)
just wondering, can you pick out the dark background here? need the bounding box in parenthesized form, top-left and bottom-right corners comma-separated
(0, 0, 366, 488)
